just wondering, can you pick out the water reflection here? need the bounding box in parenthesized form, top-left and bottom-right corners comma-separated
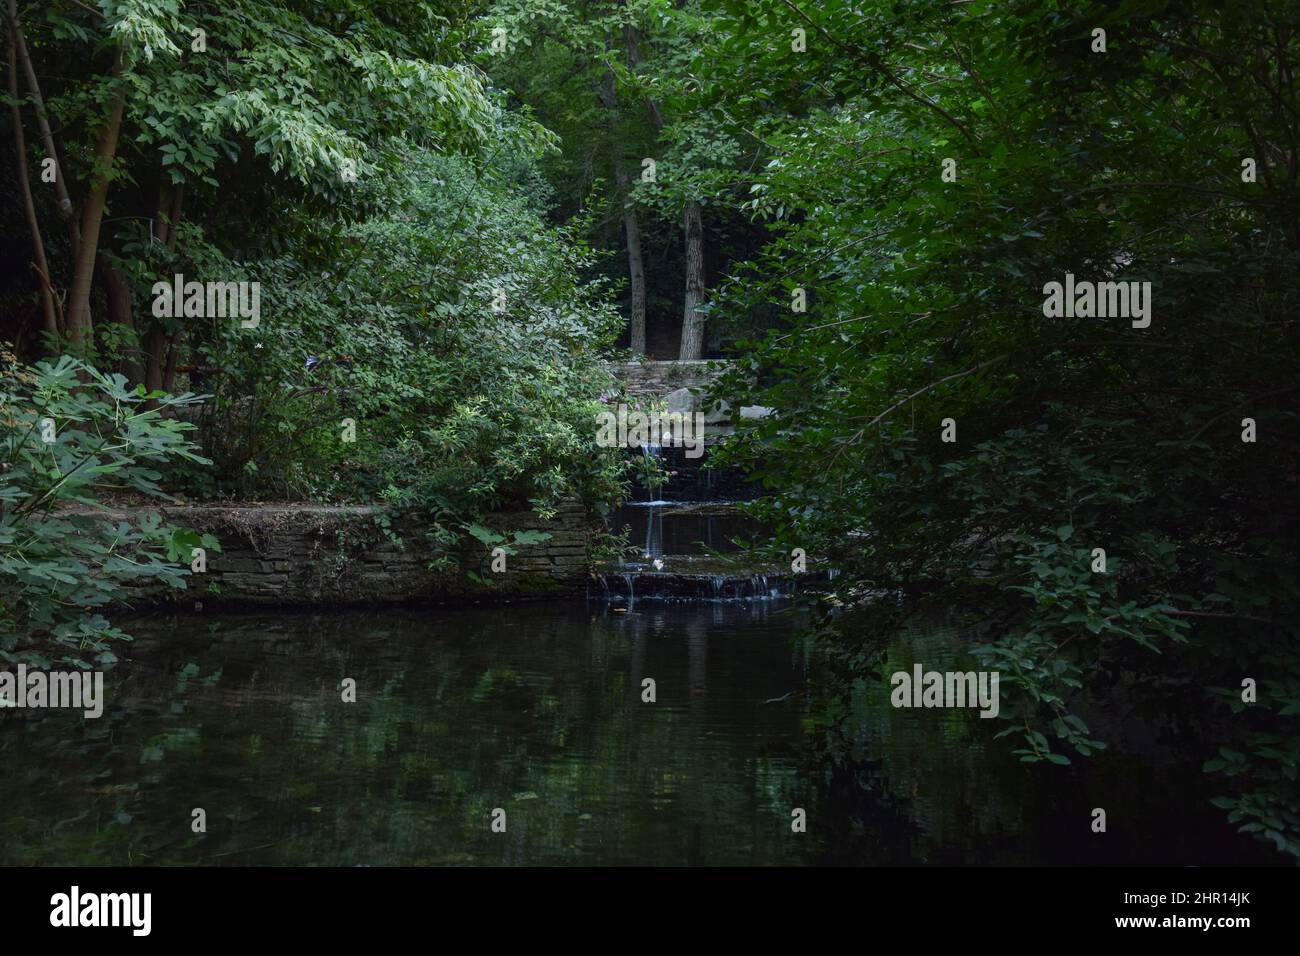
(0, 603, 813, 866)
(0, 603, 1278, 866)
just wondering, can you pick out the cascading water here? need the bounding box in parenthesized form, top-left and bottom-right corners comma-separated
(642, 507, 660, 558)
(598, 437, 827, 603)
(591, 413, 837, 604)
(640, 443, 665, 559)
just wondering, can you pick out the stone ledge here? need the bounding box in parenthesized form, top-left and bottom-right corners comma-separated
(89, 503, 599, 607)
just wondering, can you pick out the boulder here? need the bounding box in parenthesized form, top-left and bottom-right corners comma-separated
(663, 387, 697, 415)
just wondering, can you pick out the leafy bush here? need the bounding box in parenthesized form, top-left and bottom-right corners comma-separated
(0, 351, 216, 668)
(179, 148, 627, 548)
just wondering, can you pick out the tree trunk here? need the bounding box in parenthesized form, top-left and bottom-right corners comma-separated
(599, 58, 648, 357)
(618, 14, 681, 358)
(162, 329, 183, 393)
(101, 259, 142, 383)
(9, 1, 78, 256)
(623, 23, 664, 132)
(133, 181, 171, 393)
(154, 182, 185, 393)
(616, 168, 647, 355)
(144, 327, 166, 393)
(8, 19, 56, 339)
(167, 181, 183, 247)
(64, 49, 124, 352)
(679, 200, 706, 360)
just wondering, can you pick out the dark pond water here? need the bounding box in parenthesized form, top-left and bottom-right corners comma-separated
(0, 602, 1279, 866)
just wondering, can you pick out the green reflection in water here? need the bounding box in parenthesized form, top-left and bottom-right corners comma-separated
(1, 603, 816, 866)
(0, 603, 1277, 865)
(806, 619, 1281, 865)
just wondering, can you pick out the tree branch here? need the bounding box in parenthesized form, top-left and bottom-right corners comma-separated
(776, 0, 980, 148)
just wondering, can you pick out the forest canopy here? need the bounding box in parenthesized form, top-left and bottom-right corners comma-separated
(3, 0, 1298, 859)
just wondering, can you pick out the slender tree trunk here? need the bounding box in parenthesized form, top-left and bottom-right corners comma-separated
(616, 168, 647, 355)
(168, 181, 184, 245)
(141, 180, 172, 394)
(9, 0, 78, 256)
(8, 20, 56, 339)
(624, 23, 664, 132)
(162, 328, 183, 392)
(65, 49, 124, 352)
(138, 179, 187, 396)
(157, 182, 185, 392)
(617, 23, 656, 356)
(101, 259, 142, 382)
(622, 16, 708, 360)
(151, 178, 183, 248)
(679, 200, 706, 360)
(144, 328, 167, 393)
(599, 60, 648, 356)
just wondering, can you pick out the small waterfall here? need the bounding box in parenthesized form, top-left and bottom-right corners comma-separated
(591, 429, 809, 606)
(643, 503, 662, 558)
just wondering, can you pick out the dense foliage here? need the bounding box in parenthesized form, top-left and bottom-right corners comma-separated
(5, 0, 1298, 860)
(693, 0, 1300, 856)
(3, 0, 625, 658)
(185, 149, 626, 521)
(0, 350, 214, 667)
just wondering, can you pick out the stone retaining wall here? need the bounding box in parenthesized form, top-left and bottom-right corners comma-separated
(106, 503, 597, 606)
(612, 360, 730, 402)
(610, 359, 772, 445)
